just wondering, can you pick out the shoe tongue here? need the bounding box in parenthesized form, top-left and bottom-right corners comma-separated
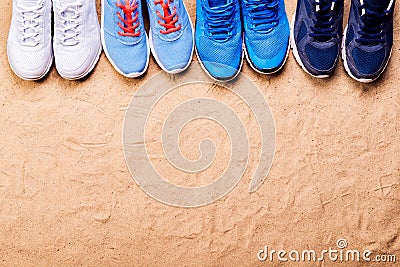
(23, 0, 44, 8)
(56, 0, 82, 6)
(56, 0, 68, 5)
(24, 0, 42, 4)
(315, 0, 333, 11)
(315, 0, 332, 5)
(365, 0, 390, 10)
(208, 0, 229, 8)
(58, 0, 75, 4)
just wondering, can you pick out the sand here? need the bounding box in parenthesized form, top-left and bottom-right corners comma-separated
(0, 0, 399, 266)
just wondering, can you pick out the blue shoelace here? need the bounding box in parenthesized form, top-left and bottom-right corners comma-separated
(310, 0, 338, 42)
(356, 2, 392, 45)
(244, 0, 279, 33)
(205, 2, 236, 41)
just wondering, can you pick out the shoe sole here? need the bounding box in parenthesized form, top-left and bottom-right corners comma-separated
(341, 24, 392, 83)
(149, 3, 194, 75)
(101, 0, 150, 78)
(290, 12, 330, 79)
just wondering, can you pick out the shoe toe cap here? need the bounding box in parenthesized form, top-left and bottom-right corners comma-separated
(246, 40, 289, 72)
(201, 61, 240, 81)
(245, 25, 289, 72)
(104, 34, 149, 77)
(8, 45, 53, 80)
(55, 42, 101, 80)
(304, 42, 339, 73)
(349, 46, 387, 78)
(196, 35, 242, 80)
(151, 28, 194, 73)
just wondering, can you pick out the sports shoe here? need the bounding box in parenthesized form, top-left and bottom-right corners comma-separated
(342, 0, 395, 83)
(102, 0, 149, 77)
(53, 0, 102, 80)
(241, 0, 290, 74)
(195, 0, 243, 81)
(7, 0, 53, 80)
(147, 0, 194, 74)
(291, 0, 344, 78)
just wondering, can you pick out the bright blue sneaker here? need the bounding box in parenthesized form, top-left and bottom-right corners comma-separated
(101, 0, 149, 77)
(147, 0, 194, 74)
(242, 0, 290, 74)
(343, 0, 395, 83)
(291, 0, 344, 78)
(195, 0, 243, 81)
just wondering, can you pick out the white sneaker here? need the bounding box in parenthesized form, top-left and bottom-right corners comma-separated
(7, 0, 53, 80)
(53, 0, 102, 80)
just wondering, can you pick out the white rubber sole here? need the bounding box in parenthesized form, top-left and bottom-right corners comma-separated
(101, 0, 150, 78)
(290, 12, 330, 79)
(244, 38, 290, 75)
(341, 24, 392, 83)
(149, 3, 194, 75)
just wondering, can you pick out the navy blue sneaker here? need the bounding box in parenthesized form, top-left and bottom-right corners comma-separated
(195, 0, 243, 81)
(242, 0, 290, 74)
(291, 0, 344, 78)
(343, 0, 395, 83)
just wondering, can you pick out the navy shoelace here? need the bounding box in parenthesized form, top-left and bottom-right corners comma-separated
(310, 0, 338, 42)
(205, 1, 236, 41)
(244, 0, 279, 33)
(356, 2, 392, 45)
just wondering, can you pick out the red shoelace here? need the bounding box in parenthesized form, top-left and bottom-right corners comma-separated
(116, 0, 140, 37)
(154, 0, 181, 34)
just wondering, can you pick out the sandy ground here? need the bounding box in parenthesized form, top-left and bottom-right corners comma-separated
(0, 0, 399, 266)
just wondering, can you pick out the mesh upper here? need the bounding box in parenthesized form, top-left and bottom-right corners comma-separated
(352, 47, 385, 74)
(346, 25, 354, 47)
(305, 43, 338, 71)
(246, 23, 289, 59)
(8, 46, 49, 71)
(304, 0, 312, 16)
(297, 21, 307, 43)
(197, 35, 241, 65)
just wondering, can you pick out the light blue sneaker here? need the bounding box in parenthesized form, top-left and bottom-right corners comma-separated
(101, 0, 150, 77)
(147, 0, 194, 74)
(242, 0, 290, 74)
(195, 0, 243, 81)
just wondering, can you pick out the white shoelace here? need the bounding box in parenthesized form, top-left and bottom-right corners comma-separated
(59, 2, 83, 46)
(17, 2, 44, 47)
